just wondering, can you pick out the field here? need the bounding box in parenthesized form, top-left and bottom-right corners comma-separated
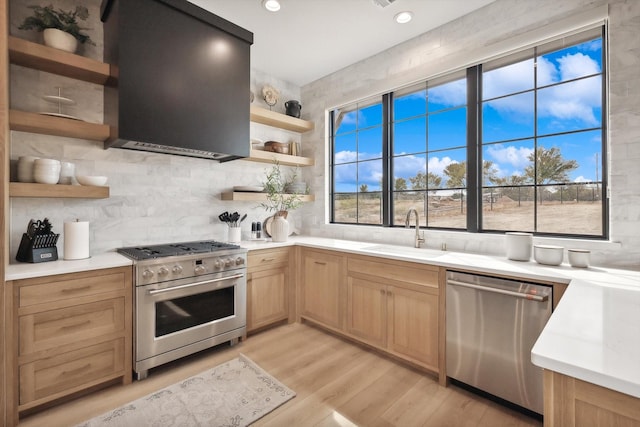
(335, 194, 603, 235)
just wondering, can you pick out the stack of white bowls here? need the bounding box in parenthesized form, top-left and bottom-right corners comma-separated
(17, 156, 39, 182)
(33, 159, 61, 184)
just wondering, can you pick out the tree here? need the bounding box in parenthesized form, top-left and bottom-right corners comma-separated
(359, 184, 369, 193)
(394, 177, 408, 191)
(525, 147, 578, 184)
(409, 172, 442, 190)
(482, 160, 499, 186)
(444, 162, 466, 188)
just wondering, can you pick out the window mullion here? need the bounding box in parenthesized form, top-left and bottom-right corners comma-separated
(382, 93, 392, 226)
(467, 66, 480, 232)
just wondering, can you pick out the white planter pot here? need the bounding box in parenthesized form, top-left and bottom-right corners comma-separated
(43, 28, 78, 53)
(270, 215, 289, 242)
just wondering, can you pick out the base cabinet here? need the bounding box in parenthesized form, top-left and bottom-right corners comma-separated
(544, 370, 640, 427)
(346, 256, 441, 373)
(247, 248, 291, 332)
(299, 248, 346, 331)
(5, 266, 132, 422)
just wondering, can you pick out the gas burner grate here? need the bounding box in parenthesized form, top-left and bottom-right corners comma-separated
(118, 240, 241, 260)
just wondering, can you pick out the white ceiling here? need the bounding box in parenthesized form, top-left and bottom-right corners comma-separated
(187, 0, 496, 86)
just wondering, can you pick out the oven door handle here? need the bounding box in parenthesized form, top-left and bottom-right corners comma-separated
(148, 273, 245, 295)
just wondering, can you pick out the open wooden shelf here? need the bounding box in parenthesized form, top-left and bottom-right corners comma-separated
(9, 110, 110, 141)
(250, 105, 314, 133)
(245, 149, 314, 167)
(8, 36, 114, 85)
(221, 192, 314, 202)
(9, 183, 110, 199)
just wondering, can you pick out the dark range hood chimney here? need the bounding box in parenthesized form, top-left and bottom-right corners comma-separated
(101, 0, 253, 161)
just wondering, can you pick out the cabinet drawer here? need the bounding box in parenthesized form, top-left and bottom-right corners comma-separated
(348, 257, 439, 289)
(248, 248, 289, 271)
(19, 298, 126, 356)
(19, 338, 125, 405)
(19, 270, 128, 308)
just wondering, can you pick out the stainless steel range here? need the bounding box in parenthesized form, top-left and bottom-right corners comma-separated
(118, 240, 247, 380)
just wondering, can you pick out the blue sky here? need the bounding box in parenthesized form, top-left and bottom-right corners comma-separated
(334, 38, 603, 192)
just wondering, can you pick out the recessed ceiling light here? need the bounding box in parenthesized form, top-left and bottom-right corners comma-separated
(262, 0, 281, 12)
(394, 11, 413, 24)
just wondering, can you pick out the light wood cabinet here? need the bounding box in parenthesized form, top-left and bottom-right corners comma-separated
(247, 248, 292, 332)
(299, 248, 346, 331)
(4, 267, 132, 421)
(346, 256, 441, 373)
(544, 369, 640, 427)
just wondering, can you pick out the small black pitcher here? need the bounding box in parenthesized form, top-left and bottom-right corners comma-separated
(285, 100, 302, 118)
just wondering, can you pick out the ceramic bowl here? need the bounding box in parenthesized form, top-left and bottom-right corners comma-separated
(76, 175, 108, 186)
(34, 171, 60, 184)
(533, 245, 564, 266)
(568, 249, 590, 268)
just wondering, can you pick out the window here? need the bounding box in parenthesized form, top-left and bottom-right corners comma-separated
(330, 27, 606, 238)
(332, 98, 383, 224)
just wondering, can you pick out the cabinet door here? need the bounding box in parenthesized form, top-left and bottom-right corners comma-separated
(300, 249, 345, 330)
(346, 276, 386, 348)
(247, 267, 289, 332)
(387, 285, 439, 370)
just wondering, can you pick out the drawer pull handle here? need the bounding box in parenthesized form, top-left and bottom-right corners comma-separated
(261, 258, 275, 262)
(60, 320, 91, 330)
(62, 363, 91, 377)
(314, 261, 327, 265)
(61, 286, 91, 293)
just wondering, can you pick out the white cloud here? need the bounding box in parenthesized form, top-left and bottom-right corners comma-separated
(574, 175, 593, 183)
(334, 150, 357, 164)
(429, 79, 466, 107)
(428, 156, 456, 175)
(486, 145, 533, 171)
(486, 52, 601, 127)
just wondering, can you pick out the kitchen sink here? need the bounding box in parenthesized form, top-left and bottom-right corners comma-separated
(362, 244, 444, 259)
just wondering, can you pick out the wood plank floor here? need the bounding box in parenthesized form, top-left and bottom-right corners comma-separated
(18, 323, 542, 427)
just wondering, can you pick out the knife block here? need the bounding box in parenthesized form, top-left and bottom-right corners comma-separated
(16, 233, 60, 263)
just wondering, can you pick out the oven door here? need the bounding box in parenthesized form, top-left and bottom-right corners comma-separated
(135, 270, 246, 362)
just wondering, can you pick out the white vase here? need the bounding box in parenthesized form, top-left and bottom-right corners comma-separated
(270, 214, 289, 242)
(43, 28, 78, 53)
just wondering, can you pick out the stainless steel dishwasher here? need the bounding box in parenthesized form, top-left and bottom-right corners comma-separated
(446, 270, 552, 415)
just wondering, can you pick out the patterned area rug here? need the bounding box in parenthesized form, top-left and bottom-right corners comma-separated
(76, 354, 295, 427)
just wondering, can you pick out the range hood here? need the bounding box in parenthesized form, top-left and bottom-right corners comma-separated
(101, 0, 253, 161)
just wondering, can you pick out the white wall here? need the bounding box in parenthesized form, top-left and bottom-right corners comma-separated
(8, 0, 304, 257)
(299, 0, 640, 268)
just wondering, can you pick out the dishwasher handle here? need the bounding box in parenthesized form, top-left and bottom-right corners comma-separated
(447, 279, 549, 302)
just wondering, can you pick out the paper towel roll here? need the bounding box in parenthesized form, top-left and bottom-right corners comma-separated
(64, 220, 90, 260)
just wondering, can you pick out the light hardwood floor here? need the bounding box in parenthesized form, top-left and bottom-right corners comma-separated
(18, 322, 541, 427)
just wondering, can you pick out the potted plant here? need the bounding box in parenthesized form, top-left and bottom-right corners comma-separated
(260, 162, 305, 242)
(19, 4, 95, 53)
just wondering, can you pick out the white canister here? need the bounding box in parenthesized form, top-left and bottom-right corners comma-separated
(17, 156, 40, 183)
(505, 232, 533, 261)
(228, 227, 241, 243)
(64, 220, 90, 260)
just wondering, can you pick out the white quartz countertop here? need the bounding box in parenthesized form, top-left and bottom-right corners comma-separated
(5, 236, 640, 399)
(5, 252, 133, 281)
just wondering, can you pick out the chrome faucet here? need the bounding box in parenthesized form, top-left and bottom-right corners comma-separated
(405, 209, 425, 248)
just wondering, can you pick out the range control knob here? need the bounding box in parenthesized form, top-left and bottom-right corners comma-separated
(225, 258, 233, 267)
(194, 265, 207, 275)
(142, 269, 154, 280)
(158, 267, 169, 277)
(172, 265, 183, 274)
(214, 259, 223, 269)
(235, 257, 245, 265)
